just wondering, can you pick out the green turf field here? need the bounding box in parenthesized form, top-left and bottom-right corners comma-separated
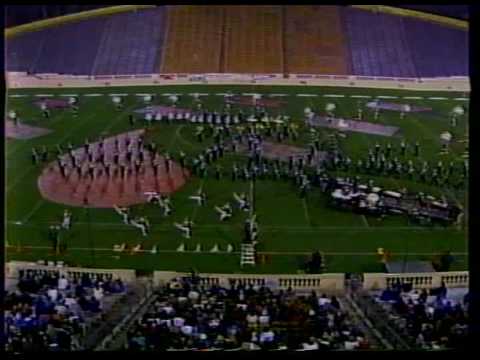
(5, 84, 469, 274)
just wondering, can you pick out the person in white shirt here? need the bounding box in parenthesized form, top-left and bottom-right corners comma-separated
(93, 286, 104, 301)
(259, 309, 270, 326)
(58, 276, 69, 291)
(64, 294, 77, 308)
(188, 290, 200, 302)
(47, 287, 58, 302)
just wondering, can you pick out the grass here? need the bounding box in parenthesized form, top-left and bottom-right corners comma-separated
(5, 84, 468, 274)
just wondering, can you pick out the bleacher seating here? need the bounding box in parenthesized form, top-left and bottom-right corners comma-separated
(124, 276, 372, 351)
(4, 268, 127, 352)
(369, 282, 468, 349)
(5, 6, 468, 78)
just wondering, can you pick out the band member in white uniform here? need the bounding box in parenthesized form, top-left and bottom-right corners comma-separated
(114, 205, 131, 224)
(174, 217, 194, 239)
(233, 192, 250, 212)
(61, 210, 72, 230)
(131, 216, 150, 237)
(215, 202, 233, 221)
(189, 188, 207, 206)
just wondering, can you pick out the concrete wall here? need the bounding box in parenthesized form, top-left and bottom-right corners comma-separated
(6, 72, 471, 92)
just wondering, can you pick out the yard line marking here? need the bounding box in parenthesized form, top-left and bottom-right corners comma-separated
(403, 96, 423, 100)
(302, 199, 311, 225)
(6, 220, 465, 232)
(8, 94, 29, 98)
(453, 98, 469, 101)
(20, 199, 46, 224)
(350, 95, 371, 98)
(162, 93, 184, 96)
(5, 244, 467, 257)
(108, 93, 128, 97)
(428, 97, 448, 100)
(59, 94, 78, 97)
(269, 94, 288, 97)
(242, 93, 257, 96)
(323, 94, 345, 98)
(297, 94, 318, 97)
(361, 215, 370, 228)
(83, 93, 103, 97)
(35, 94, 53, 97)
(135, 93, 154, 96)
(377, 95, 398, 99)
(215, 93, 229, 96)
(187, 93, 208, 96)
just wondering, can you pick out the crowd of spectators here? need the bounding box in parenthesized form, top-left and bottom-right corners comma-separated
(374, 281, 468, 350)
(4, 269, 126, 352)
(126, 276, 371, 351)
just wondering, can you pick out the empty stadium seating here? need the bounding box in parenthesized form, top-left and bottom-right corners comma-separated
(285, 6, 350, 75)
(161, 6, 224, 73)
(223, 6, 284, 74)
(5, 6, 469, 78)
(92, 8, 167, 75)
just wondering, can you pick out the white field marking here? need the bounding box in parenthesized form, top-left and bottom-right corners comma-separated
(377, 95, 398, 99)
(59, 94, 78, 97)
(297, 94, 318, 97)
(454, 98, 469, 101)
(108, 93, 128, 97)
(403, 96, 424, 100)
(162, 93, 184, 96)
(6, 221, 464, 232)
(135, 93, 154, 96)
(350, 95, 372, 98)
(5, 244, 467, 256)
(269, 94, 288, 97)
(242, 93, 261, 96)
(188, 93, 208, 96)
(428, 97, 448, 100)
(215, 93, 229, 96)
(323, 94, 345, 98)
(83, 93, 103, 97)
(302, 199, 311, 225)
(20, 199, 46, 224)
(35, 94, 53, 97)
(361, 215, 370, 228)
(8, 94, 29, 98)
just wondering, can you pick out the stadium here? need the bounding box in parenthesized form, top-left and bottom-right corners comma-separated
(4, 5, 470, 351)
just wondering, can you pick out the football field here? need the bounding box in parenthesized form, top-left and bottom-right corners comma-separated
(5, 84, 469, 274)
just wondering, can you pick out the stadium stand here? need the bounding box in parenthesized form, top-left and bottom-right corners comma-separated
(122, 276, 374, 351)
(5, 5, 469, 78)
(351, 281, 469, 350)
(4, 268, 128, 351)
(34, 18, 107, 75)
(343, 8, 417, 78)
(92, 8, 167, 75)
(343, 7, 468, 78)
(284, 6, 350, 75)
(402, 17, 469, 77)
(6, 29, 47, 73)
(223, 6, 284, 74)
(161, 6, 224, 74)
